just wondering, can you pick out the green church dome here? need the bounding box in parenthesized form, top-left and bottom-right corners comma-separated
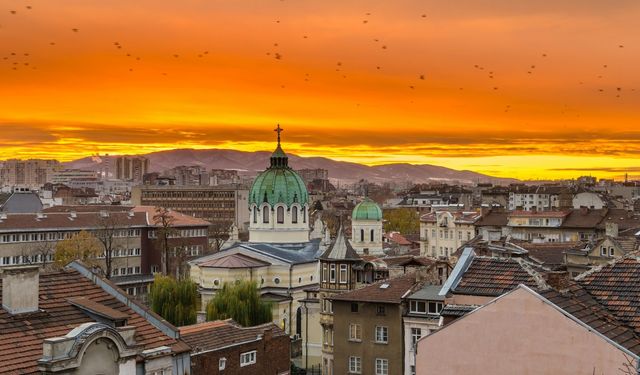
(249, 126, 309, 208)
(352, 198, 382, 221)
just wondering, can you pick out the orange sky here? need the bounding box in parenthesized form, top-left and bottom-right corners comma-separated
(1, 0, 639, 180)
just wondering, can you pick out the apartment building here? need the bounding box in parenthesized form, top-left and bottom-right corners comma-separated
(508, 185, 573, 211)
(419, 211, 480, 258)
(0, 159, 60, 188)
(115, 156, 149, 182)
(131, 184, 250, 231)
(0, 205, 209, 296)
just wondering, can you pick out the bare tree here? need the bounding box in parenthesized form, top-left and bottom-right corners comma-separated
(20, 239, 56, 269)
(94, 211, 125, 279)
(208, 220, 233, 253)
(152, 207, 177, 275)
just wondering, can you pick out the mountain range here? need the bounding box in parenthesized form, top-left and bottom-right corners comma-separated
(64, 149, 517, 185)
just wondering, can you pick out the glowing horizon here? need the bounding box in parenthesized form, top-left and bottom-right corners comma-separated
(1, 0, 639, 181)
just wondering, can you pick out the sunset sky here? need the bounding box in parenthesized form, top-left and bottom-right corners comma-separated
(1, 0, 639, 180)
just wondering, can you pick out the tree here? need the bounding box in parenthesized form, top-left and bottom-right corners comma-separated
(206, 280, 272, 327)
(54, 231, 102, 268)
(94, 212, 126, 279)
(208, 220, 232, 252)
(383, 208, 419, 235)
(149, 275, 198, 327)
(152, 207, 178, 275)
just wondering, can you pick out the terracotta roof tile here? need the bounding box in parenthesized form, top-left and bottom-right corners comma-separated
(453, 257, 546, 296)
(331, 273, 420, 304)
(179, 319, 286, 353)
(541, 283, 640, 355)
(0, 268, 185, 374)
(577, 257, 640, 334)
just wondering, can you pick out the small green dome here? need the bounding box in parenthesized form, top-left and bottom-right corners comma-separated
(249, 137, 308, 208)
(352, 198, 382, 221)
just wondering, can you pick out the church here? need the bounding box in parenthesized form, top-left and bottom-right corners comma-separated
(189, 125, 324, 367)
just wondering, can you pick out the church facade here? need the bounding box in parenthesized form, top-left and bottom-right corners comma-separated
(189, 126, 323, 368)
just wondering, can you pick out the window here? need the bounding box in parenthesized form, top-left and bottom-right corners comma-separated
(330, 264, 336, 282)
(263, 207, 269, 223)
(428, 301, 443, 315)
(240, 350, 256, 367)
(292, 206, 298, 223)
(219, 357, 226, 370)
(609, 247, 615, 256)
(600, 246, 607, 256)
(431, 229, 436, 238)
(375, 326, 388, 343)
(410, 300, 426, 314)
(458, 231, 462, 240)
(151, 265, 159, 274)
(253, 207, 257, 223)
(375, 358, 388, 375)
(322, 264, 328, 282)
(339, 264, 348, 284)
(277, 206, 284, 224)
(370, 229, 374, 242)
(351, 303, 359, 313)
(349, 356, 361, 373)
(349, 323, 362, 341)
(360, 229, 364, 242)
(274, 277, 281, 285)
(411, 328, 422, 347)
(302, 206, 306, 223)
(376, 305, 385, 316)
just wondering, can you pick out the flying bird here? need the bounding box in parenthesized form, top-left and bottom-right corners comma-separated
(419, 74, 425, 80)
(71, 28, 79, 32)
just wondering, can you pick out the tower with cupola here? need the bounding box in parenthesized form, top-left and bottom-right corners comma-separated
(248, 125, 310, 243)
(351, 197, 384, 255)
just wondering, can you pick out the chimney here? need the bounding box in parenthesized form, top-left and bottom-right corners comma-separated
(2, 266, 40, 314)
(546, 271, 571, 291)
(605, 222, 619, 238)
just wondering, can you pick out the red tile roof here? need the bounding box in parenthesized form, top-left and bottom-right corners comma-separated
(331, 273, 420, 304)
(133, 206, 211, 227)
(179, 319, 287, 353)
(453, 257, 546, 296)
(0, 268, 187, 374)
(541, 284, 640, 356)
(577, 257, 640, 334)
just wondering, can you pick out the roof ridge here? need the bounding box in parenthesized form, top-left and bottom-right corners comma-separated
(574, 251, 640, 281)
(514, 258, 550, 290)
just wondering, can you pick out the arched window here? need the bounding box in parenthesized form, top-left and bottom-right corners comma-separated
(263, 206, 270, 223)
(302, 206, 307, 223)
(253, 207, 257, 223)
(360, 229, 364, 242)
(370, 229, 375, 242)
(292, 206, 298, 223)
(277, 206, 284, 224)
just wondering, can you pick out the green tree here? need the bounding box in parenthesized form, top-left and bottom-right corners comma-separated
(383, 208, 419, 234)
(149, 275, 198, 326)
(54, 230, 102, 268)
(206, 280, 272, 327)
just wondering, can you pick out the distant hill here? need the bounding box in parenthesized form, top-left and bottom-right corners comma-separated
(64, 149, 518, 185)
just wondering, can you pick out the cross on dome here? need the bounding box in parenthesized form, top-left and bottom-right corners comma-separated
(274, 124, 283, 146)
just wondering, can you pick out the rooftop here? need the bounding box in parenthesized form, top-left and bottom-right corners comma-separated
(179, 319, 287, 354)
(452, 256, 547, 297)
(0, 266, 188, 374)
(331, 273, 421, 304)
